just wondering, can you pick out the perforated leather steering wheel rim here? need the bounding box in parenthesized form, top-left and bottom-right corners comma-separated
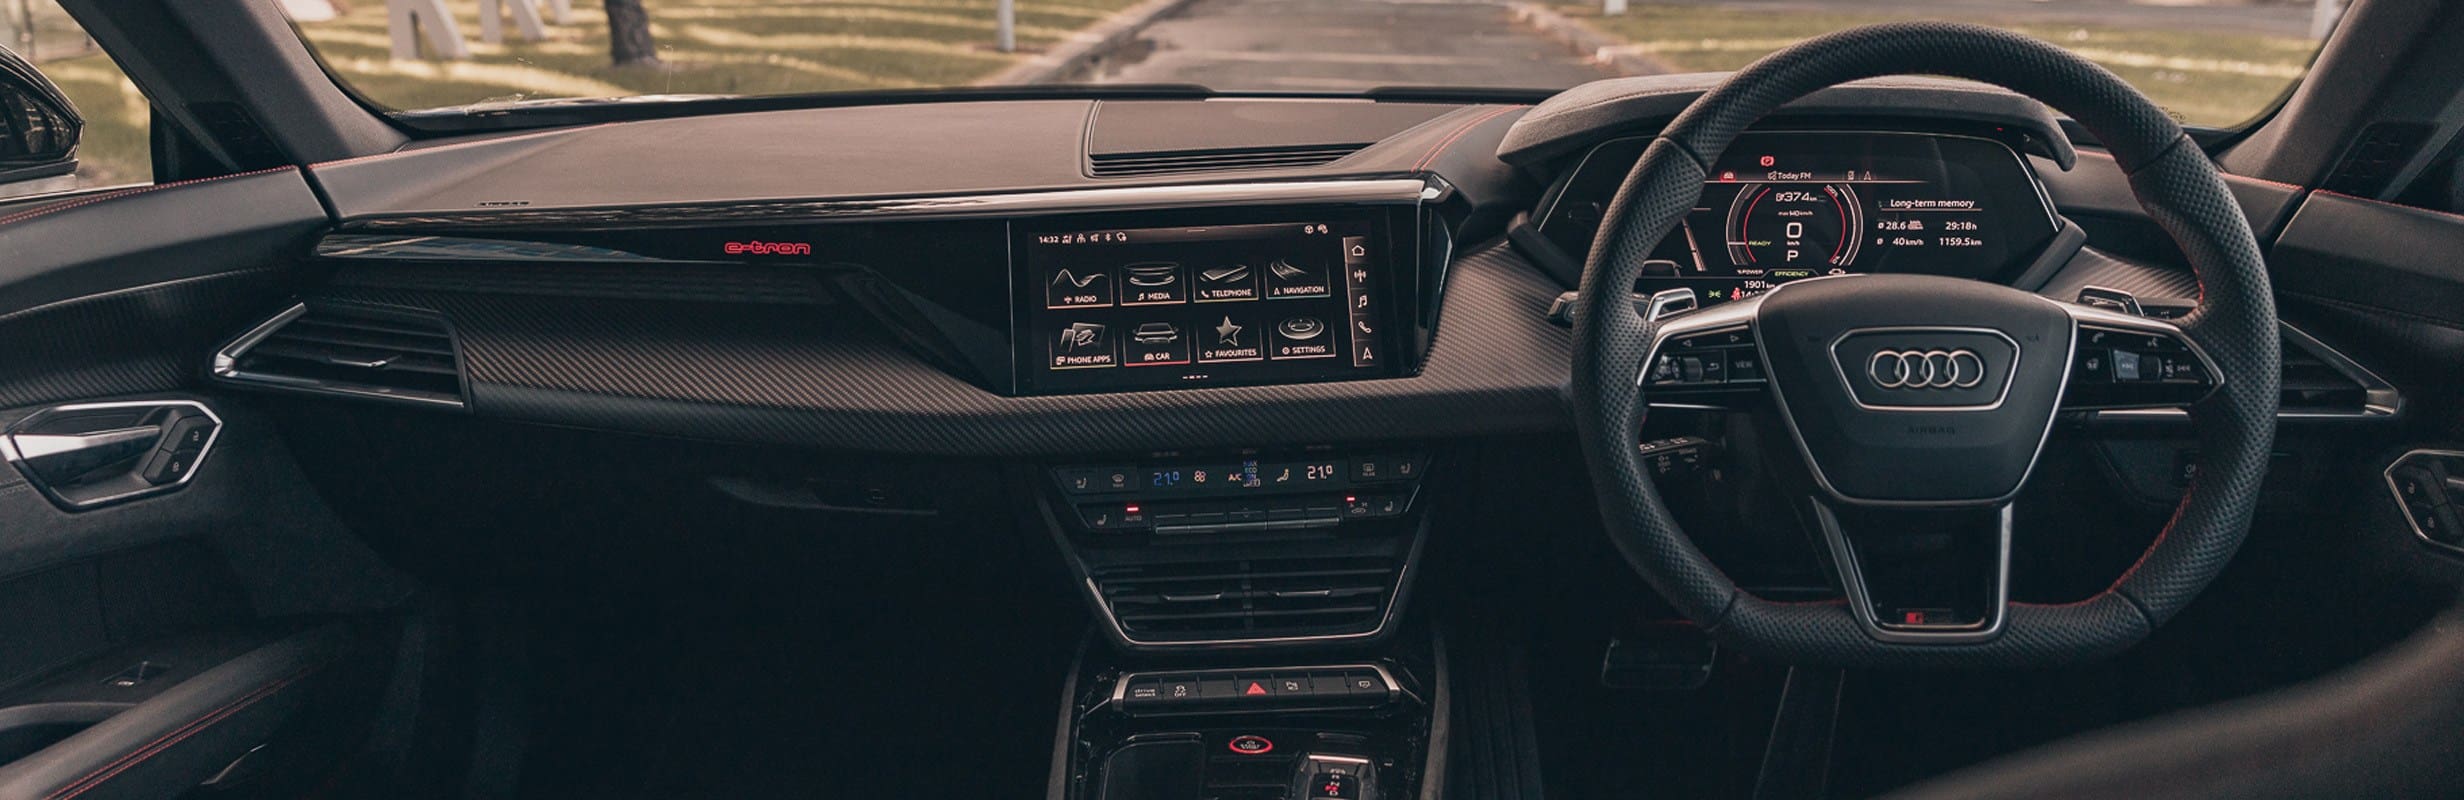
(1570, 22, 2281, 668)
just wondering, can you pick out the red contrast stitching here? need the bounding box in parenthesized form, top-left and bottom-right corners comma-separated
(0, 165, 298, 229)
(45, 667, 316, 800)
(1412, 106, 1522, 173)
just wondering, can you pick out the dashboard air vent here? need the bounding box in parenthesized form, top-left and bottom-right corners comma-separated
(213, 302, 466, 409)
(1088, 143, 1368, 178)
(1092, 556, 1398, 643)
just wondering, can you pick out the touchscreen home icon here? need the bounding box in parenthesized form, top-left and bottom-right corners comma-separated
(1049, 322, 1117, 369)
(1046, 267, 1112, 308)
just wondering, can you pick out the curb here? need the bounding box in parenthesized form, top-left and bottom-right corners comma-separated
(977, 0, 1203, 86)
(1506, 1, 1674, 76)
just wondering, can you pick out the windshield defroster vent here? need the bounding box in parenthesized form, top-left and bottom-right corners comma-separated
(1091, 556, 1399, 643)
(1087, 143, 1369, 178)
(213, 302, 467, 409)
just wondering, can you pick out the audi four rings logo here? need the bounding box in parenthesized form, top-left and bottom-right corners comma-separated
(1867, 349, 1987, 389)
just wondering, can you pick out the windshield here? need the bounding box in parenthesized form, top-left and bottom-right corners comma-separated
(287, 0, 2342, 129)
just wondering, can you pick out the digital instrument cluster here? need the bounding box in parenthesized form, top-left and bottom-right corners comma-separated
(1013, 215, 1397, 394)
(1540, 131, 2060, 306)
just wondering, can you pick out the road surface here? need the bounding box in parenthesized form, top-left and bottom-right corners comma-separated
(1082, 0, 1614, 92)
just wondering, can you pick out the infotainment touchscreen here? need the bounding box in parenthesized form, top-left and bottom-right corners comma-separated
(1014, 217, 1394, 394)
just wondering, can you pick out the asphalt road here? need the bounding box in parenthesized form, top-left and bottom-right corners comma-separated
(1083, 0, 1613, 92)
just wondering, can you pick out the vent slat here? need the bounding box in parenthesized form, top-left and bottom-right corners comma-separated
(1092, 556, 1396, 641)
(220, 304, 466, 408)
(1089, 143, 1368, 178)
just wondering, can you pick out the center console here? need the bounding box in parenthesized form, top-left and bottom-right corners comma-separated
(1034, 444, 1445, 800)
(1007, 190, 1449, 799)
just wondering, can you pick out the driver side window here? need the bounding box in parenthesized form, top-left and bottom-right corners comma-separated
(0, 0, 149, 200)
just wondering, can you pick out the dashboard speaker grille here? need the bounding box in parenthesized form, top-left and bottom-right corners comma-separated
(213, 302, 467, 409)
(1092, 556, 1398, 642)
(1087, 143, 1369, 178)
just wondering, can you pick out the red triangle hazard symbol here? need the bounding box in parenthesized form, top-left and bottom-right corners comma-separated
(1243, 681, 1268, 696)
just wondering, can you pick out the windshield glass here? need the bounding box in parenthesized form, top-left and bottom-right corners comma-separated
(287, 0, 2343, 128)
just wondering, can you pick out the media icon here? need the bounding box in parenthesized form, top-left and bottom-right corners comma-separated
(1121, 261, 1187, 305)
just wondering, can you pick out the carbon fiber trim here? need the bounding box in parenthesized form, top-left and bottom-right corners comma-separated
(2035, 247, 2202, 307)
(0, 271, 291, 410)
(301, 241, 1569, 455)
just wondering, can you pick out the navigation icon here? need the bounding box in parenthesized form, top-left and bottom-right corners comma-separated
(1264, 256, 1331, 299)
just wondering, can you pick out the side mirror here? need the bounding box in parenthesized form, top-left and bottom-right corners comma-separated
(0, 44, 81, 185)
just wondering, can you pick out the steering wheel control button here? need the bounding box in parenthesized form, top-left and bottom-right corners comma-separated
(1228, 735, 1275, 755)
(1646, 327, 1762, 389)
(2064, 324, 2217, 409)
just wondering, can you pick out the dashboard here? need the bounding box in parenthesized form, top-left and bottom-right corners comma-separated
(252, 86, 2256, 456)
(1537, 131, 2061, 306)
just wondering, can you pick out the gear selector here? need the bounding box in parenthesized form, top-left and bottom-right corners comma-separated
(1290, 753, 1376, 800)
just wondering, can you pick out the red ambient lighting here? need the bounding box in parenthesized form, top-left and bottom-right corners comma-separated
(724, 240, 813, 256)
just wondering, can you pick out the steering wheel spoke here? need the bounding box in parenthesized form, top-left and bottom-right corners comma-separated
(2058, 303, 2223, 412)
(1809, 500, 2013, 644)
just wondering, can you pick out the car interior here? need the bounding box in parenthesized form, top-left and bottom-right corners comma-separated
(2, 0, 2463, 798)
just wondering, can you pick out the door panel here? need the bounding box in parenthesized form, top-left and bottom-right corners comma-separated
(0, 167, 414, 798)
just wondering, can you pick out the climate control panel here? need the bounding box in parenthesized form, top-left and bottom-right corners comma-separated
(1051, 450, 1427, 536)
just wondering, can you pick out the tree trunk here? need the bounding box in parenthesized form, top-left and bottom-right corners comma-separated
(603, 0, 661, 67)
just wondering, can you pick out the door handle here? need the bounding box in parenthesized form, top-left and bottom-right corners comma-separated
(1, 401, 222, 510)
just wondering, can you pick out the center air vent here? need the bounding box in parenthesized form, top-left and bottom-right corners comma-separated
(1087, 143, 1368, 178)
(213, 302, 466, 409)
(1091, 556, 1399, 643)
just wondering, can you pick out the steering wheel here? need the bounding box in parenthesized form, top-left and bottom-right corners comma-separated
(1572, 23, 2280, 668)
